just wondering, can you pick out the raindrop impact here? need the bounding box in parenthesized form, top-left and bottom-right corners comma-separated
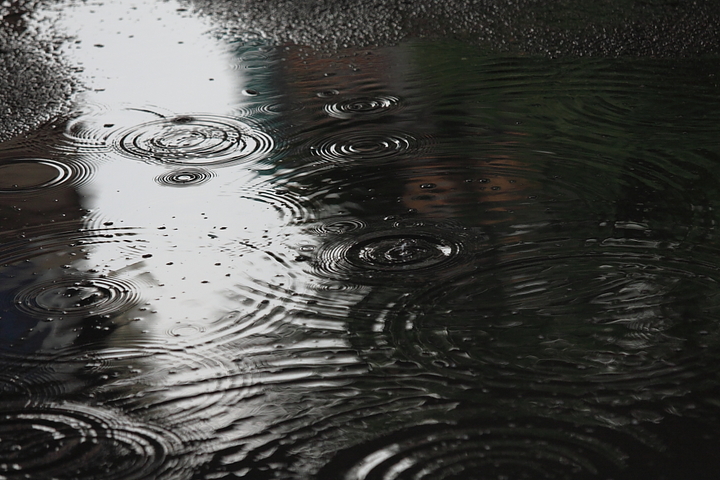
(14, 277, 142, 321)
(114, 115, 275, 167)
(0, 402, 185, 480)
(348, 234, 456, 271)
(0, 224, 151, 356)
(309, 130, 427, 164)
(309, 219, 485, 285)
(309, 217, 368, 236)
(154, 167, 215, 187)
(324, 95, 401, 119)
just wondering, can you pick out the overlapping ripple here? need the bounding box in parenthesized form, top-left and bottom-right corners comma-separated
(210, 388, 637, 480)
(309, 218, 487, 285)
(58, 113, 117, 153)
(80, 345, 245, 433)
(318, 421, 627, 480)
(114, 115, 275, 167)
(0, 224, 151, 357)
(367, 241, 720, 400)
(0, 402, 185, 480)
(0, 222, 146, 270)
(235, 99, 305, 117)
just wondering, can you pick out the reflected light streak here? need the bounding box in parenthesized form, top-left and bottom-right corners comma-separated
(52, 0, 239, 113)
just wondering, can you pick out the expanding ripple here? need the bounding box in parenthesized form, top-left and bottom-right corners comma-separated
(317, 421, 627, 480)
(235, 100, 305, 117)
(14, 276, 142, 321)
(0, 224, 151, 357)
(247, 189, 316, 225)
(0, 402, 186, 480)
(46, 104, 171, 155)
(154, 167, 215, 187)
(78, 345, 245, 433)
(309, 217, 368, 236)
(308, 129, 429, 164)
(309, 218, 487, 285)
(0, 358, 60, 398)
(256, 100, 305, 115)
(0, 223, 148, 267)
(114, 115, 275, 167)
(212, 395, 633, 479)
(324, 95, 401, 119)
(0, 156, 94, 193)
(58, 114, 117, 152)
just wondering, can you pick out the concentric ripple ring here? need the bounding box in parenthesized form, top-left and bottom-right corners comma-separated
(310, 220, 485, 285)
(0, 402, 183, 480)
(369, 248, 720, 400)
(0, 158, 91, 193)
(14, 277, 142, 321)
(324, 95, 401, 119)
(114, 115, 274, 166)
(318, 422, 626, 480)
(154, 167, 215, 187)
(309, 130, 424, 163)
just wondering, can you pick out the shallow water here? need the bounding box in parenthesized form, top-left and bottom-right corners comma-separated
(2, 2, 720, 479)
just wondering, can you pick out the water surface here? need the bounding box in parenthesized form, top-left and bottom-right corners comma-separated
(2, 2, 720, 479)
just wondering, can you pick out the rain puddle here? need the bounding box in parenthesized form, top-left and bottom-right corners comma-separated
(2, 1, 720, 479)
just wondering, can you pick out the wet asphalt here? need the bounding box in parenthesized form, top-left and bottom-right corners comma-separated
(1, 0, 720, 141)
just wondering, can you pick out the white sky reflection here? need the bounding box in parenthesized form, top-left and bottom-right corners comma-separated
(54, 0, 240, 113)
(30, 0, 360, 456)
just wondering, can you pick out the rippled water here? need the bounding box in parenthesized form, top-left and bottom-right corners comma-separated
(3, 10, 720, 478)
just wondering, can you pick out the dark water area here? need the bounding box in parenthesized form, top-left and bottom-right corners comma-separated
(3, 2, 720, 478)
